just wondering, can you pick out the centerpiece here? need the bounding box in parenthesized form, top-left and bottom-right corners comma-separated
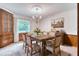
(33, 28, 42, 36)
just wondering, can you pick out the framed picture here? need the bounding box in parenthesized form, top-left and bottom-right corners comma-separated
(51, 17, 64, 28)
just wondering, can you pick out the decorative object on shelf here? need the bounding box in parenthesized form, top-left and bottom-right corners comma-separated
(51, 17, 64, 28)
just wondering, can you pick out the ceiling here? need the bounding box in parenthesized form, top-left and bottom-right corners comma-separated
(0, 3, 77, 19)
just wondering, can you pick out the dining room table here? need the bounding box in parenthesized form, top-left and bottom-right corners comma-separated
(29, 34, 55, 56)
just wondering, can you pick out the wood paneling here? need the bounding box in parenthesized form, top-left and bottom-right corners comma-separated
(67, 34, 77, 47)
(63, 34, 77, 47)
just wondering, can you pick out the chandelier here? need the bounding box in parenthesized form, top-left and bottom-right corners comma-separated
(32, 5, 42, 14)
(32, 5, 42, 28)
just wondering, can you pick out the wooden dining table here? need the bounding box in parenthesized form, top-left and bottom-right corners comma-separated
(29, 34, 55, 56)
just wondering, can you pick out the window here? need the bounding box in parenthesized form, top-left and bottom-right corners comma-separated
(18, 19, 30, 33)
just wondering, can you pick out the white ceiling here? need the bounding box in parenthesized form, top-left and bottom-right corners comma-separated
(0, 3, 77, 19)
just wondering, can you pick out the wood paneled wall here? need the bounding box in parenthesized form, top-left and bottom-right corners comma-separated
(63, 34, 77, 47)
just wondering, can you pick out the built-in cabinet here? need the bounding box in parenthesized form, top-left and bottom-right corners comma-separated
(0, 9, 14, 48)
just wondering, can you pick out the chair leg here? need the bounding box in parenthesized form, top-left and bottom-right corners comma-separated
(59, 48, 61, 56)
(39, 49, 41, 56)
(30, 49, 32, 56)
(53, 49, 56, 56)
(23, 43, 24, 49)
(27, 47, 32, 56)
(59, 51, 61, 56)
(25, 47, 26, 53)
(27, 48, 29, 56)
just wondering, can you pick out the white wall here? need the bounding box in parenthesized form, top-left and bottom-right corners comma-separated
(14, 17, 18, 42)
(30, 19, 37, 32)
(39, 8, 77, 35)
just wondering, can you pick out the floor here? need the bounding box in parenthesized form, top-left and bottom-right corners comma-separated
(60, 45, 77, 56)
(0, 42, 77, 56)
(0, 42, 26, 56)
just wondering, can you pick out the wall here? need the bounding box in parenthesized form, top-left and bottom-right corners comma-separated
(30, 19, 37, 32)
(39, 8, 77, 35)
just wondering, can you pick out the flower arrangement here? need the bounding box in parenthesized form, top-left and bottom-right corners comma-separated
(34, 28, 41, 35)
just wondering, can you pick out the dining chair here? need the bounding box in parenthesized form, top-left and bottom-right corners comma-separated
(46, 31, 63, 56)
(26, 34, 41, 56)
(46, 31, 56, 49)
(22, 34, 28, 53)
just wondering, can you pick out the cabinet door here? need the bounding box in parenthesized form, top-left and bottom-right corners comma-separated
(8, 14, 13, 32)
(0, 20, 2, 33)
(3, 13, 8, 32)
(0, 14, 2, 33)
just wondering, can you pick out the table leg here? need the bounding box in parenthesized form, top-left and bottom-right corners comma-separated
(41, 40, 46, 56)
